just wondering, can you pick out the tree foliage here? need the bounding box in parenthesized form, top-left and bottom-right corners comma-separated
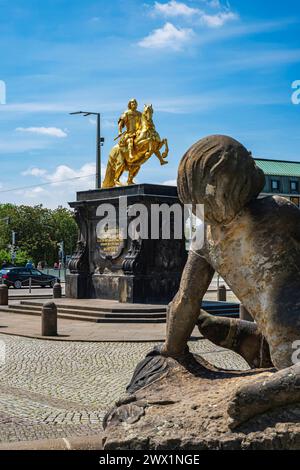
(0, 204, 78, 266)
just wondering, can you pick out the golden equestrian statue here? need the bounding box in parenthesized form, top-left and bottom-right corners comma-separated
(102, 98, 169, 188)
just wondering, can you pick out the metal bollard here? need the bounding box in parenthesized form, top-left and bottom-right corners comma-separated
(42, 302, 57, 336)
(0, 285, 8, 306)
(218, 285, 227, 302)
(53, 280, 62, 299)
(239, 303, 254, 322)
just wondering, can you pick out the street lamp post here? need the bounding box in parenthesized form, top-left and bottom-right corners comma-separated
(70, 111, 104, 189)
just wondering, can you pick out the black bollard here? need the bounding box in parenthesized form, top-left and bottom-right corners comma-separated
(42, 302, 57, 336)
(53, 280, 62, 299)
(239, 303, 254, 322)
(218, 285, 227, 302)
(0, 285, 8, 306)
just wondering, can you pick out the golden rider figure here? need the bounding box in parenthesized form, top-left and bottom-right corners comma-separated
(118, 98, 142, 161)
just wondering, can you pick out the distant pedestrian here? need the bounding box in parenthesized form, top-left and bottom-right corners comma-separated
(25, 260, 33, 269)
(54, 262, 59, 270)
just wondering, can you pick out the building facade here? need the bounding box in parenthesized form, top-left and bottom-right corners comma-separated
(255, 158, 300, 207)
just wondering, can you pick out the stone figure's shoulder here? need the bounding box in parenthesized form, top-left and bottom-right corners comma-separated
(263, 195, 300, 213)
(246, 195, 300, 227)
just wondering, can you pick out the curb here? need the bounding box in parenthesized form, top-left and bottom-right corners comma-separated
(0, 434, 104, 450)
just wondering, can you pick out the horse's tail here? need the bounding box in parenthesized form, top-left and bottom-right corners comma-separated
(102, 161, 116, 188)
(102, 146, 119, 188)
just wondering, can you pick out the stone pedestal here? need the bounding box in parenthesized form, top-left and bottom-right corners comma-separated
(66, 184, 188, 303)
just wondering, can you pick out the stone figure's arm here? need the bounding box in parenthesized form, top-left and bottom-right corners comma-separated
(163, 250, 215, 357)
(228, 362, 300, 429)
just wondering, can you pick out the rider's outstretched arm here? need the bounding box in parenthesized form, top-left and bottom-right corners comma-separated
(162, 250, 215, 357)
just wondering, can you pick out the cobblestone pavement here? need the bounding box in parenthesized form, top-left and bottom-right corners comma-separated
(0, 334, 248, 443)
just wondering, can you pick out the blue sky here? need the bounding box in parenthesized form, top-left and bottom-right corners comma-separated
(0, 0, 299, 208)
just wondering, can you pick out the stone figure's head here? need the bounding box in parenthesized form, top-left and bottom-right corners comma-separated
(178, 135, 265, 225)
(128, 99, 138, 110)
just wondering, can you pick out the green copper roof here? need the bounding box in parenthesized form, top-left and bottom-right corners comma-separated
(255, 159, 300, 177)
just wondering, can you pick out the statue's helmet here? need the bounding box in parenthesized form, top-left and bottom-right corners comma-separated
(177, 135, 265, 225)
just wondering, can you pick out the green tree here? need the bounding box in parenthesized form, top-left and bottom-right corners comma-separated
(51, 207, 78, 259)
(0, 249, 10, 264)
(0, 204, 78, 266)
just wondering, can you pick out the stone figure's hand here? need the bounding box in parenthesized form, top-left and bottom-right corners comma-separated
(126, 345, 169, 394)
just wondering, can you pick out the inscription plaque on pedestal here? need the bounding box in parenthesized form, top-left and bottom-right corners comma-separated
(97, 227, 125, 259)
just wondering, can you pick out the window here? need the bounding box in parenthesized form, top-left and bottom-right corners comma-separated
(290, 181, 299, 193)
(31, 270, 42, 276)
(271, 180, 280, 191)
(18, 270, 30, 275)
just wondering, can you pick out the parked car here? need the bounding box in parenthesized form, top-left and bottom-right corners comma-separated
(0, 267, 59, 289)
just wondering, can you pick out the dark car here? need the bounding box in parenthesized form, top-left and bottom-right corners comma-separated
(0, 267, 59, 289)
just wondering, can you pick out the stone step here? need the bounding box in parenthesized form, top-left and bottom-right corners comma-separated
(3, 307, 166, 323)
(2, 300, 240, 323)
(20, 300, 167, 314)
(19, 300, 238, 314)
(8, 304, 167, 319)
(206, 307, 239, 313)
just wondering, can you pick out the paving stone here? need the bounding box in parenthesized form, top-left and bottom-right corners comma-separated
(0, 334, 248, 443)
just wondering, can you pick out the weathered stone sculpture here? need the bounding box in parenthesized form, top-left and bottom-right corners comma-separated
(103, 135, 300, 448)
(162, 135, 300, 426)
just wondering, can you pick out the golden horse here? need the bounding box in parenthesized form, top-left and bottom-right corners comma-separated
(102, 104, 169, 188)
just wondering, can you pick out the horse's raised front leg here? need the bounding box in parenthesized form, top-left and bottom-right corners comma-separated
(161, 138, 169, 159)
(228, 362, 300, 429)
(155, 150, 168, 166)
(154, 141, 168, 166)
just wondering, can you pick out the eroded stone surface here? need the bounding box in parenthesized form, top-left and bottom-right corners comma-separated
(103, 360, 300, 450)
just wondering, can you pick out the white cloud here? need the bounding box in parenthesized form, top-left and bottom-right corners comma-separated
(206, 0, 221, 7)
(22, 168, 47, 177)
(201, 11, 238, 28)
(138, 22, 195, 50)
(163, 179, 177, 186)
(153, 1, 202, 17)
(21, 162, 109, 190)
(148, 1, 238, 30)
(22, 186, 47, 199)
(16, 162, 101, 208)
(16, 127, 68, 138)
(45, 163, 96, 186)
